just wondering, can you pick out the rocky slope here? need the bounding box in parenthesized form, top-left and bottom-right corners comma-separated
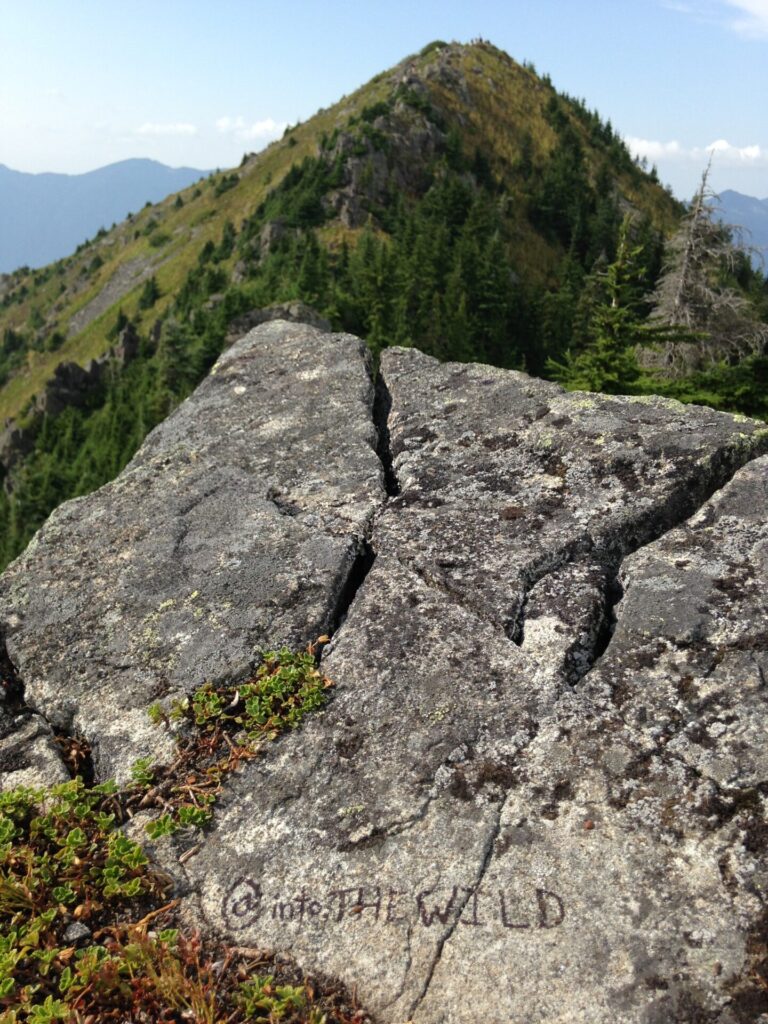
(1, 320, 767, 1022)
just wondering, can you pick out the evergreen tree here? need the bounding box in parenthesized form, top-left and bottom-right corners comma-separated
(138, 275, 161, 310)
(549, 216, 648, 393)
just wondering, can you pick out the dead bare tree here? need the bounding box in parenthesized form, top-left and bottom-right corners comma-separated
(642, 158, 768, 377)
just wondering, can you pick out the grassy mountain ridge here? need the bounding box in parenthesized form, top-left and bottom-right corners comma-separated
(0, 39, 678, 423)
(0, 38, 685, 567)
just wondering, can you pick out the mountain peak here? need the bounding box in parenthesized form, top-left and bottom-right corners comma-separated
(0, 38, 682, 561)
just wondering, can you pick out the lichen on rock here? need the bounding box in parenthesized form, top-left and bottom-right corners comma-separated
(1, 322, 767, 1022)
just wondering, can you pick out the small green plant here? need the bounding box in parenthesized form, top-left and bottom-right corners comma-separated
(238, 975, 318, 1022)
(147, 701, 165, 726)
(0, 645, 359, 1022)
(130, 756, 154, 787)
(147, 643, 331, 837)
(0, 778, 164, 1018)
(180, 643, 332, 742)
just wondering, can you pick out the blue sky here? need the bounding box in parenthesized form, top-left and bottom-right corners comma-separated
(0, 0, 766, 200)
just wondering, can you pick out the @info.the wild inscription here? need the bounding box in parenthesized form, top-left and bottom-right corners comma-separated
(223, 878, 565, 933)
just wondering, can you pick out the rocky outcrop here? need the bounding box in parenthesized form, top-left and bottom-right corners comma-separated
(1, 322, 767, 1022)
(0, 421, 35, 476)
(0, 322, 382, 781)
(258, 218, 296, 258)
(225, 302, 332, 347)
(0, 323, 141, 483)
(34, 359, 102, 416)
(36, 322, 141, 416)
(325, 107, 444, 228)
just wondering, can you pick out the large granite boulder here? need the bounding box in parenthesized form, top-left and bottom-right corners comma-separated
(0, 321, 383, 781)
(1, 326, 767, 1022)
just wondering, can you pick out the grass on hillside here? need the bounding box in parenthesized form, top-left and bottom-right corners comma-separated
(0, 40, 680, 424)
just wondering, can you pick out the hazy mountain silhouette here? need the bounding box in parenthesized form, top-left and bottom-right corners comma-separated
(0, 159, 208, 273)
(718, 189, 768, 268)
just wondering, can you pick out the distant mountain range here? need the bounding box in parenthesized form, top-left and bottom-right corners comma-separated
(0, 159, 208, 273)
(718, 189, 768, 268)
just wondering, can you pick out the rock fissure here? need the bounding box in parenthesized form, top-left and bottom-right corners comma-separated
(384, 918, 414, 1010)
(373, 371, 401, 498)
(589, 563, 624, 664)
(508, 592, 527, 646)
(0, 635, 24, 708)
(406, 795, 508, 1020)
(2, 327, 768, 1022)
(512, 444, 767, 694)
(325, 537, 377, 640)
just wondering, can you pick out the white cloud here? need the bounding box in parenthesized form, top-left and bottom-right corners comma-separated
(215, 115, 245, 134)
(725, 0, 768, 36)
(626, 137, 685, 161)
(660, 1, 724, 25)
(627, 135, 766, 165)
(705, 138, 763, 160)
(136, 122, 198, 137)
(662, 0, 768, 34)
(216, 115, 287, 142)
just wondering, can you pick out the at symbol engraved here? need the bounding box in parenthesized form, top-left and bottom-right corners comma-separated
(224, 877, 262, 929)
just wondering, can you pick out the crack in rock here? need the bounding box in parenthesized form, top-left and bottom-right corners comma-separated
(373, 370, 401, 498)
(2, 332, 768, 1023)
(407, 796, 507, 1020)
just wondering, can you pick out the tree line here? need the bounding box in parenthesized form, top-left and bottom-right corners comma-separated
(0, 132, 765, 569)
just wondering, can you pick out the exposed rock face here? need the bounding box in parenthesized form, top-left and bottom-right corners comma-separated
(225, 302, 332, 347)
(39, 324, 141, 416)
(34, 359, 101, 416)
(259, 218, 295, 257)
(0, 322, 382, 781)
(0, 711, 69, 792)
(1, 325, 767, 1022)
(0, 421, 35, 476)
